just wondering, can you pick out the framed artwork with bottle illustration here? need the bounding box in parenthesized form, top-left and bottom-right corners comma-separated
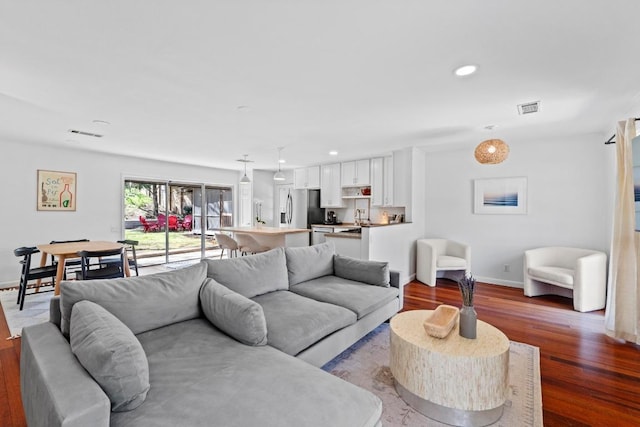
(37, 170, 76, 211)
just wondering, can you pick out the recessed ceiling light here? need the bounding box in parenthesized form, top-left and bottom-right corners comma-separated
(92, 119, 111, 125)
(454, 65, 477, 77)
(329, 150, 338, 156)
(278, 159, 286, 163)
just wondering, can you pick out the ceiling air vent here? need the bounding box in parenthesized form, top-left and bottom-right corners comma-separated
(67, 129, 104, 138)
(517, 101, 540, 115)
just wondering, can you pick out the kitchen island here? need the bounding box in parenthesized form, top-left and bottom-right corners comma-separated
(324, 222, 411, 260)
(217, 226, 310, 248)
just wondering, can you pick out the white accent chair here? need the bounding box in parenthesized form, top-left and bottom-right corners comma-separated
(214, 233, 239, 259)
(235, 233, 270, 256)
(416, 239, 471, 287)
(523, 247, 607, 312)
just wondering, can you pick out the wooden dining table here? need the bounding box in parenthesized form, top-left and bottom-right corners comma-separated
(37, 240, 131, 295)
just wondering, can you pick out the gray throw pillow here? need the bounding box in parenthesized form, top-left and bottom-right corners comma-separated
(61, 261, 207, 337)
(203, 248, 288, 298)
(70, 300, 150, 412)
(285, 242, 335, 286)
(334, 255, 390, 287)
(199, 278, 268, 346)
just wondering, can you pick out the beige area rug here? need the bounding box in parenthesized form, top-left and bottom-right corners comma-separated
(0, 287, 53, 338)
(322, 324, 543, 427)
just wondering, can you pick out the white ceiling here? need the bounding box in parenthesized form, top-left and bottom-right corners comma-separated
(1, 0, 640, 173)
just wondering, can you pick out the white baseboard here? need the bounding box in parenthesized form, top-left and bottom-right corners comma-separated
(475, 276, 523, 289)
(0, 281, 16, 290)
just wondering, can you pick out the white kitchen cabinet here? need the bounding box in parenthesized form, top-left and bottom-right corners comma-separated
(341, 159, 370, 187)
(293, 166, 320, 189)
(321, 163, 343, 207)
(371, 156, 394, 206)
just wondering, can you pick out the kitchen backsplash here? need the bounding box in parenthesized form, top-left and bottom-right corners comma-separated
(335, 206, 405, 225)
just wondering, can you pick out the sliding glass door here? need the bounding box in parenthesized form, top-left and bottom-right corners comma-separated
(167, 183, 204, 264)
(123, 179, 234, 266)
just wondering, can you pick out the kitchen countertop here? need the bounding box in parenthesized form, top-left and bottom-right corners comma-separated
(311, 222, 410, 228)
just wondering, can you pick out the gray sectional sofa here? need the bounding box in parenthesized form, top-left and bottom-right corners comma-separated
(20, 242, 403, 427)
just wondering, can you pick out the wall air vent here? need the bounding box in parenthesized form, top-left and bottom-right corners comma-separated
(517, 101, 540, 115)
(67, 129, 104, 138)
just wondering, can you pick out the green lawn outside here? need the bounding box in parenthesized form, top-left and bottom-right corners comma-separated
(124, 229, 217, 251)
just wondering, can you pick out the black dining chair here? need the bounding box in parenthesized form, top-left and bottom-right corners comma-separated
(14, 246, 58, 310)
(50, 239, 90, 279)
(99, 240, 140, 276)
(76, 248, 126, 280)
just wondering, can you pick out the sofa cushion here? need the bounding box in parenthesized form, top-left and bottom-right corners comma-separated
(528, 266, 574, 288)
(437, 255, 467, 269)
(285, 242, 335, 286)
(291, 276, 399, 319)
(61, 261, 208, 336)
(111, 318, 382, 427)
(70, 300, 150, 412)
(203, 248, 289, 298)
(199, 278, 267, 346)
(252, 290, 356, 356)
(334, 255, 390, 287)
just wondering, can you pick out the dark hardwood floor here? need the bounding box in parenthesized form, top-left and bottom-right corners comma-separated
(402, 280, 640, 427)
(0, 300, 25, 427)
(1, 279, 639, 426)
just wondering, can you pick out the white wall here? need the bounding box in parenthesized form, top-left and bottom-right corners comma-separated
(252, 170, 277, 226)
(423, 134, 615, 287)
(0, 139, 241, 286)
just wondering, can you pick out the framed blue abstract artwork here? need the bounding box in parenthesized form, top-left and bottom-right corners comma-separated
(474, 177, 527, 214)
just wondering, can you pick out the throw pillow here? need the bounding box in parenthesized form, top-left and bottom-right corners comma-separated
(203, 248, 289, 298)
(285, 242, 335, 286)
(61, 261, 207, 337)
(199, 278, 268, 346)
(334, 254, 390, 287)
(70, 300, 150, 412)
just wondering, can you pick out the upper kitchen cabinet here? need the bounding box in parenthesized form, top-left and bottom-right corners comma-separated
(371, 156, 394, 206)
(341, 159, 370, 187)
(321, 163, 343, 208)
(293, 166, 320, 189)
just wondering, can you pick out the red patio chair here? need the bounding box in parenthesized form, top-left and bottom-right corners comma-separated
(181, 214, 193, 231)
(168, 215, 179, 231)
(156, 214, 166, 231)
(139, 216, 158, 232)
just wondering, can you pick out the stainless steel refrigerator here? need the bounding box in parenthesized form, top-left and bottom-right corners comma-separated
(279, 187, 324, 229)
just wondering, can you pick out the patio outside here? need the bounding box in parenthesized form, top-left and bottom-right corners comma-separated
(123, 181, 234, 266)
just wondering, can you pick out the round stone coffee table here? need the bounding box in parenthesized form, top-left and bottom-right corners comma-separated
(390, 310, 509, 427)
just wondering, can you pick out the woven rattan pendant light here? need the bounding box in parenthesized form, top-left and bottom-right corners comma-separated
(474, 139, 509, 164)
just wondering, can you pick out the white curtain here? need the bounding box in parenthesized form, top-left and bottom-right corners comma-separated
(605, 118, 639, 343)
